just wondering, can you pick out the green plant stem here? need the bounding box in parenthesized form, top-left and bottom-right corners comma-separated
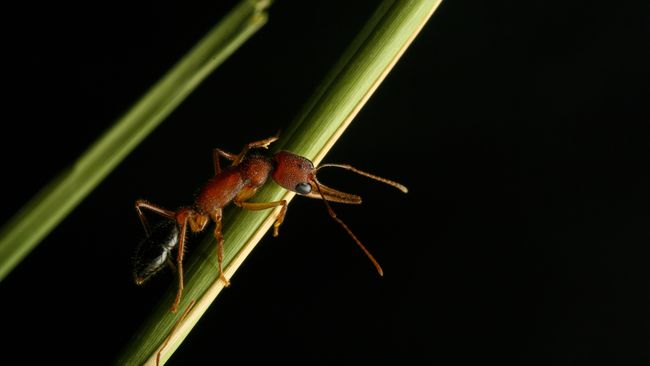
(118, 1, 443, 364)
(0, 0, 270, 282)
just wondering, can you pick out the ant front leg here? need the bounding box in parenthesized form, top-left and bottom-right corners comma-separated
(234, 187, 288, 237)
(237, 200, 288, 237)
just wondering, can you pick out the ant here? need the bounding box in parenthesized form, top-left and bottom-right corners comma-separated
(133, 136, 407, 312)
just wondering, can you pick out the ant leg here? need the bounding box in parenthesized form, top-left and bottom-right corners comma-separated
(135, 199, 176, 236)
(212, 209, 231, 287)
(171, 208, 193, 313)
(234, 186, 287, 236)
(166, 258, 177, 273)
(213, 136, 278, 172)
(236, 200, 288, 237)
(212, 148, 237, 175)
(312, 181, 384, 276)
(157, 299, 196, 366)
(232, 135, 279, 166)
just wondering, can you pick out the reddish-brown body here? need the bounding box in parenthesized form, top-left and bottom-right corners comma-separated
(196, 169, 245, 213)
(133, 136, 407, 313)
(196, 154, 274, 214)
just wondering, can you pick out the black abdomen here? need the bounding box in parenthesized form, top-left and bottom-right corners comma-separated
(133, 220, 179, 285)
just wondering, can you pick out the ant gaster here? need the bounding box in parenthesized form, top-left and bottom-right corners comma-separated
(133, 136, 407, 312)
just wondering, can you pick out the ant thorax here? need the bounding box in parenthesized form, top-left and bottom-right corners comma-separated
(238, 149, 275, 188)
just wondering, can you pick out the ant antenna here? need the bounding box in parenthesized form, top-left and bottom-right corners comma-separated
(314, 164, 408, 193)
(310, 164, 408, 276)
(312, 179, 385, 276)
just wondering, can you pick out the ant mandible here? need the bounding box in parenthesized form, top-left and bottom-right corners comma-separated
(133, 136, 407, 312)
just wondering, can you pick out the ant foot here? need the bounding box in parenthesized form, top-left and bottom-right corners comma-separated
(273, 219, 285, 237)
(220, 274, 231, 287)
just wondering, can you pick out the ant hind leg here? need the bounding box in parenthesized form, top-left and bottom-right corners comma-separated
(170, 208, 194, 313)
(212, 209, 231, 287)
(135, 200, 176, 237)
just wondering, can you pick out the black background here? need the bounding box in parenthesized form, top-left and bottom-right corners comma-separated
(1, 1, 648, 365)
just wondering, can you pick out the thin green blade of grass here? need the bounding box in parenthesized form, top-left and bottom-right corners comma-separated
(118, 1, 443, 364)
(0, 0, 271, 281)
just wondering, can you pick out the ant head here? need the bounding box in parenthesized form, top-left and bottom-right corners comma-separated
(272, 151, 316, 194)
(273, 150, 408, 276)
(273, 151, 391, 203)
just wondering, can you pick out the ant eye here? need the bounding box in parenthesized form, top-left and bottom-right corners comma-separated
(295, 182, 312, 194)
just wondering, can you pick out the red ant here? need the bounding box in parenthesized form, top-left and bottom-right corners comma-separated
(133, 136, 407, 312)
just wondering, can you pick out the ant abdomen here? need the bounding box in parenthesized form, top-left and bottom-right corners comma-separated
(133, 220, 180, 285)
